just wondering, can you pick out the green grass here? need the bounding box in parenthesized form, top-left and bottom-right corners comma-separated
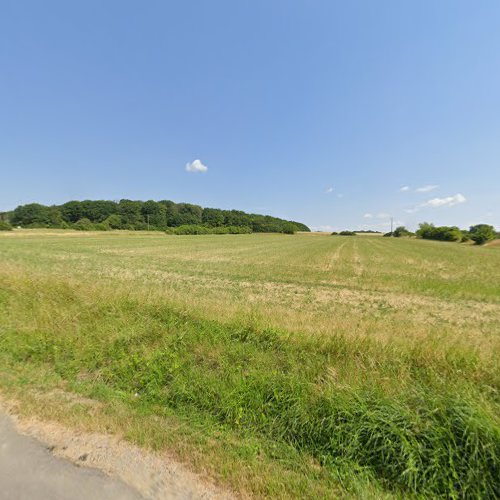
(0, 230, 499, 498)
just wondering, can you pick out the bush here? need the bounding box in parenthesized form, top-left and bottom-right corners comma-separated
(416, 223, 463, 242)
(339, 231, 356, 236)
(393, 226, 413, 237)
(0, 221, 13, 231)
(469, 224, 496, 245)
(73, 218, 94, 231)
(330, 232, 338, 235)
(383, 232, 393, 237)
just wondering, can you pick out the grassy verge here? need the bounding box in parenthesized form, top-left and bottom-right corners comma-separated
(0, 269, 498, 498)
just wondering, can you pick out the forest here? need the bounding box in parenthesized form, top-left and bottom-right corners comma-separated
(0, 199, 310, 234)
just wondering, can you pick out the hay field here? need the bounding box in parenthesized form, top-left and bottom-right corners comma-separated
(0, 230, 499, 498)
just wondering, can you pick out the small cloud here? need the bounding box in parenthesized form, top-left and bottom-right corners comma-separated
(415, 184, 438, 193)
(421, 193, 466, 208)
(364, 212, 389, 219)
(325, 187, 333, 193)
(185, 159, 208, 173)
(405, 193, 466, 213)
(400, 186, 410, 192)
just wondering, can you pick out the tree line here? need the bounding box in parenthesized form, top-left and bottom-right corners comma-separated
(0, 199, 310, 234)
(382, 223, 497, 245)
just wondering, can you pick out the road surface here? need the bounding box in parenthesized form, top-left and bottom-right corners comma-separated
(0, 412, 143, 500)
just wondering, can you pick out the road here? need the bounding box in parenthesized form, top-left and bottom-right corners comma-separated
(0, 412, 143, 500)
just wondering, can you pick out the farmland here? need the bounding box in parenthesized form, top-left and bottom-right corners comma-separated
(0, 231, 499, 498)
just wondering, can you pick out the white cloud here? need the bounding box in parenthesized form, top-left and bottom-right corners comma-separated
(400, 186, 410, 192)
(364, 212, 389, 219)
(405, 193, 466, 213)
(421, 193, 466, 208)
(185, 159, 208, 173)
(325, 187, 333, 193)
(415, 184, 438, 193)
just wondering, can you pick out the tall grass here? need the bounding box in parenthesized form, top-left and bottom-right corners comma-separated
(1, 270, 498, 498)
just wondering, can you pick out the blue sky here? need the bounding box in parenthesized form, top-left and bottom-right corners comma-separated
(1, 0, 499, 231)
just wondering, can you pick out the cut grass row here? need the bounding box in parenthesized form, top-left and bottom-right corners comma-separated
(1, 267, 498, 498)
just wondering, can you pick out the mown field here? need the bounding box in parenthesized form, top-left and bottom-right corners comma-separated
(0, 230, 499, 498)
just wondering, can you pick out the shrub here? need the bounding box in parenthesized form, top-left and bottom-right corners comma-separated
(416, 223, 463, 242)
(339, 231, 356, 236)
(73, 218, 94, 231)
(393, 226, 413, 237)
(0, 221, 13, 231)
(469, 224, 496, 245)
(383, 232, 393, 237)
(330, 232, 338, 235)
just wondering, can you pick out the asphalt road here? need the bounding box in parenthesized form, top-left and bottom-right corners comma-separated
(0, 412, 143, 500)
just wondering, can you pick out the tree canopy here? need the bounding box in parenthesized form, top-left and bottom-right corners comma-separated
(3, 199, 310, 234)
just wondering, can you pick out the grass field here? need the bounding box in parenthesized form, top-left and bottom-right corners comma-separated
(1, 230, 499, 498)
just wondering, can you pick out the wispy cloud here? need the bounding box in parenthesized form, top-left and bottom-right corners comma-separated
(400, 186, 410, 192)
(421, 193, 466, 208)
(325, 187, 333, 193)
(185, 159, 208, 173)
(405, 193, 466, 213)
(415, 184, 438, 193)
(364, 212, 390, 219)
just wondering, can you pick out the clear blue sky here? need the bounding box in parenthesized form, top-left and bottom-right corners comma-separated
(1, 0, 499, 231)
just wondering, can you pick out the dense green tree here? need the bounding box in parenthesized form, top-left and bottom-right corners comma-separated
(141, 200, 167, 228)
(468, 224, 496, 245)
(7, 199, 311, 233)
(74, 218, 94, 230)
(118, 199, 144, 227)
(103, 214, 123, 229)
(0, 221, 12, 231)
(202, 208, 225, 227)
(393, 226, 412, 237)
(11, 203, 53, 227)
(416, 223, 463, 242)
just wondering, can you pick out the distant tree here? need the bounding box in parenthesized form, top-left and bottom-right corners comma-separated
(74, 218, 94, 230)
(339, 230, 356, 236)
(416, 222, 463, 242)
(202, 208, 225, 227)
(141, 200, 167, 228)
(468, 224, 496, 245)
(331, 231, 338, 235)
(11, 203, 52, 227)
(103, 214, 123, 229)
(171, 203, 203, 226)
(118, 199, 144, 227)
(60, 201, 84, 223)
(393, 226, 412, 237)
(0, 221, 12, 231)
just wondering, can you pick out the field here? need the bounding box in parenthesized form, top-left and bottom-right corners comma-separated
(0, 230, 499, 498)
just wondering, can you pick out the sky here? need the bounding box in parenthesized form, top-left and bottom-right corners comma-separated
(1, 0, 499, 231)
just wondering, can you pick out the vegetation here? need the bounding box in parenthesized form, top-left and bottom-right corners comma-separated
(469, 224, 497, 245)
(0, 199, 310, 234)
(0, 220, 12, 231)
(338, 230, 356, 236)
(1, 231, 499, 498)
(416, 222, 464, 242)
